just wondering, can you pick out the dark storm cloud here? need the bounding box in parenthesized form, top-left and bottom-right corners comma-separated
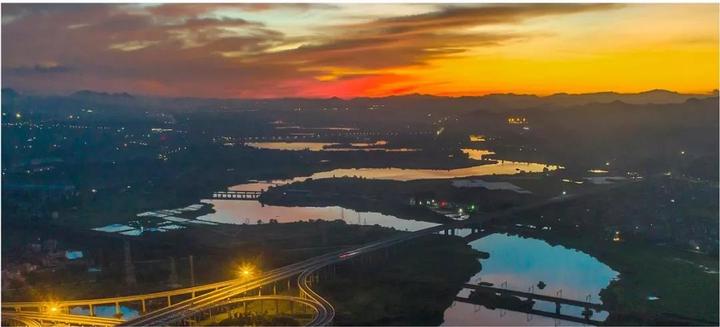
(280, 4, 620, 70)
(349, 4, 621, 34)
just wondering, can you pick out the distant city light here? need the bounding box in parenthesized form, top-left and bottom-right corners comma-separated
(15, 113, 21, 119)
(507, 117, 528, 125)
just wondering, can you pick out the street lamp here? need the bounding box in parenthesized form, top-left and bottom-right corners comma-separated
(238, 263, 256, 279)
(46, 303, 61, 314)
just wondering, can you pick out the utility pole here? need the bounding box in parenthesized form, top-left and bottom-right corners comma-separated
(123, 240, 137, 287)
(189, 255, 195, 287)
(169, 257, 179, 287)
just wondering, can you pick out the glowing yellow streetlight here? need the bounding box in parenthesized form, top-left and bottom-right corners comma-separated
(237, 263, 256, 279)
(46, 303, 61, 314)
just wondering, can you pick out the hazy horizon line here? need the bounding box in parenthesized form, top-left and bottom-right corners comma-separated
(5, 87, 719, 101)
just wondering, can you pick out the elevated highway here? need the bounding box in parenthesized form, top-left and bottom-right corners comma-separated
(2, 182, 626, 326)
(2, 311, 124, 327)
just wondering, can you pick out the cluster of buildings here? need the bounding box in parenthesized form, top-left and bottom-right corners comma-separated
(2, 238, 89, 291)
(409, 192, 477, 220)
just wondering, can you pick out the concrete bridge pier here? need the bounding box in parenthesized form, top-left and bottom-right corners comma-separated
(582, 306, 593, 320)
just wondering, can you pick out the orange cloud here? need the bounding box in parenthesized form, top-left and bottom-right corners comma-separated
(2, 4, 717, 98)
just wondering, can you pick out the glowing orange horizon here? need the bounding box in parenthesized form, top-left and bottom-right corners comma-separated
(2, 4, 718, 98)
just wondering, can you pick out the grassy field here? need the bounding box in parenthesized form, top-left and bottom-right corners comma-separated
(599, 241, 719, 325)
(517, 229, 719, 325)
(316, 235, 480, 325)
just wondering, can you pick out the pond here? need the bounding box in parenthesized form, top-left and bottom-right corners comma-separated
(245, 141, 419, 152)
(93, 149, 559, 235)
(293, 161, 559, 182)
(71, 305, 139, 320)
(461, 148, 495, 160)
(443, 233, 619, 326)
(228, 159, 559, 194)
(196, 199, 438, 232)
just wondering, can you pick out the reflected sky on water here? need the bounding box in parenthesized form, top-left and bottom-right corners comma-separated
(245, 141, 419, 152)
(461, 148, 495, 160)
(443, 233, 618, 326)
(71, 305, 139, 320)
(305, 161, 559, 181)
(231, 162, 560, 193)
(197, 199, 438, 232)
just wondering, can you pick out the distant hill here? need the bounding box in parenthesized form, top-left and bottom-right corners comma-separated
(544, 89, 716, 106)
(3, 88, 717, 112)
(71, 90, 135, 99)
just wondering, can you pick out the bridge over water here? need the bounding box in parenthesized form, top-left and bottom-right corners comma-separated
(211, 190, 263, 200)
(2, 186, 616, 326)
(456, 283, 606, 325)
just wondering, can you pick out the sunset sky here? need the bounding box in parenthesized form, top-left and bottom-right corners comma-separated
(2, 3, 718, 98)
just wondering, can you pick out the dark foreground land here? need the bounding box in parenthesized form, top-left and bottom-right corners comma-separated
(2, 89, 718, 325)
(264, 174, 719, 325)
(317, 236, 480, 326)
(2, 220, 396, 301)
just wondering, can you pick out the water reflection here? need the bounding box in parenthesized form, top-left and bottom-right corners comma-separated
(461, 149, 495, 160)
(443, 233, 618, 326)
(304, 161, 559, 182)
(196, 199, 438, 232)
(245, 142, 336, 151)
(71, 305, 139, 320)
(245, 141, 419, 152)
(231, 161, 559, 194)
